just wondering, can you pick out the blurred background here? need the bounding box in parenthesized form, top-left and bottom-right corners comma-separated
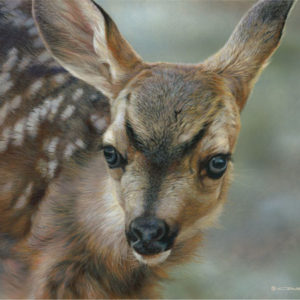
(97, 1, 300, 298)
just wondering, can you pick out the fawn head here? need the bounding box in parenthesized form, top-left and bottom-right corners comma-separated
(33, 0, 294, 265)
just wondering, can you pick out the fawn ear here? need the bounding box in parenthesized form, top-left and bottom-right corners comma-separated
(204, 0, 295, 110)
(32, 0, 143, 99)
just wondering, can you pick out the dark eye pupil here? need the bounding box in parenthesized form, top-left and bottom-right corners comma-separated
(207, 155, 228, 179)
(103, 146, 119, 167)
(211, 157, 226, 170)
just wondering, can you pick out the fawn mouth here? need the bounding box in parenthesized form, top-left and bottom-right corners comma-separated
(133, 249, 171, 266)
(126, 216, 179, 265)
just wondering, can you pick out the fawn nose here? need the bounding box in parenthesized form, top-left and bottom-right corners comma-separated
(131, 217, 167, 242)
(127, 217, 171, 255)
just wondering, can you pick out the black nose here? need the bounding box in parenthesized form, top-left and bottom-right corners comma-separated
(130, 217, 167, 243)
(127, 217, 176, 255)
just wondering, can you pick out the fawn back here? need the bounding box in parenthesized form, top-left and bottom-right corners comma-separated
(0, 0, 295, 298)
(0, 0, 109, 238)
(0, 1, 110, 295)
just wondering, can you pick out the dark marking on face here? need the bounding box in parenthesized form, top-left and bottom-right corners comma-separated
(175, 123, 208, 158)
(126, 119, 208, 215)
(125, 93, 132, 102)
(125, 120, 145, 154)
(174, 108, 182, 122)
(143, 164, 167, 215)
(126, 119, 208, 165)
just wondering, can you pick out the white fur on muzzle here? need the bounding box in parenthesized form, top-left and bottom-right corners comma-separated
(133, 249, 171, 266)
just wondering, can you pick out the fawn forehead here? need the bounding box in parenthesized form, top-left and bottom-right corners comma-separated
(124, 65, 228, 162)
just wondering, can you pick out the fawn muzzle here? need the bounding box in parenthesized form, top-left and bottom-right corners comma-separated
(127, 216, 177, 256)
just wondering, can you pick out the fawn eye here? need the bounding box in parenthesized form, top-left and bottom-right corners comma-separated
(206, 154, 229, 179)
(103, 146, 124, 169)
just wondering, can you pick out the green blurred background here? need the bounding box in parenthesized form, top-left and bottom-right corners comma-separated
(97, 1, 300, 298)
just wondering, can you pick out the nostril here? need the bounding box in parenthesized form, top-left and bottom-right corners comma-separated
(152, 220, 168, 241)
(129, 219, 145, 243)
(153, 226, 163, 240)
(131, 227, 142, 242)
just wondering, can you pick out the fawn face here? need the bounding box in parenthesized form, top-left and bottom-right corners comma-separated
(33, 0, 294, 264)
(102, 65, 240, 263)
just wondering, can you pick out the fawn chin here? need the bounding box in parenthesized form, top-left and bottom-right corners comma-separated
(0, 0, 295, 298)
(133, 250, 172, 266)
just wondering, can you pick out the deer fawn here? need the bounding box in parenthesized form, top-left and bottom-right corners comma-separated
(0, 0, 295, 298)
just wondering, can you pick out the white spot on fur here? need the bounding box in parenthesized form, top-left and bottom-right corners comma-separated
(90, 114, 107, 133)
(46, 137, 60, 155)
(75, 139, 85, 149)
(0, 72, 10, 85)
(63, 143, 76, 159)
(33, 37, 44, 48)
(0, 72, 13, 96)
(38, 106, 48, 120)
(60, 105, 75, 121)
(38, 99, 52, 119)
(26, 108, 40, 138)
(72, 88, 83, 101)
(90, 94, 98, 101)
(14, 182, 33, 209)
(12, 118, 26, 146)
(37, 51, 52, 63)
(3, 48, 18, 72)
(49, 95, 64, 118)
(10, 95, 22, 111)
(0, 127, 12, 152)
(28, 26, 38, 36)
(0, 81, 13, 95)
(18, 56, 31, 71)
(48, 159, 58, 179)
(54, 74, 68, 84)
(133, 250, 171, 266)
(24, 18, 35, 28)
(29, 79, 43, 95)
(26, 98, 59, 137)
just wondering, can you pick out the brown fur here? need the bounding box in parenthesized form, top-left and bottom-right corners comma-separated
(0, 0, 295, 298)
